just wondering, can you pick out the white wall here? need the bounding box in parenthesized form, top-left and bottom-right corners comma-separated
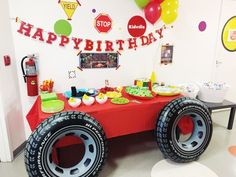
(0, 94, 12, 161)
(6, 0, 223, 138)
(158, 0, 222, 84)
(0, 0, 26, 161)
(214, 0, 236, 102)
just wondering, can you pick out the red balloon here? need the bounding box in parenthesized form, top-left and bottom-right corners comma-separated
(144, 2, 162, 24)
(151, 0, 165, 3)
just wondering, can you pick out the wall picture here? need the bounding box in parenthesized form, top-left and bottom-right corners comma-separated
(228, 30, 236, 42)
(79, 53, 119, 69)
(161, 45, 174, 64)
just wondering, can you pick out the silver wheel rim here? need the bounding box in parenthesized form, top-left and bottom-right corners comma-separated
(45, 128, 97, 177)
(174, 113, 207, 152)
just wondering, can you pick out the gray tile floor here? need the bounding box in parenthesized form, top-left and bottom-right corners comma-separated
(0, 111, 236, 177)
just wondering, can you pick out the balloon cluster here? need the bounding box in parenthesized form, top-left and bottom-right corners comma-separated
(135, 0, 179, 25)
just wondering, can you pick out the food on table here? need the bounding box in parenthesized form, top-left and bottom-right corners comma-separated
(68, 97, 81, 108)
(40, 79, 54, 93)
(198, 82, 229, 103)
(97, 93, 105, 99)
(106, 91, 122, 98)
(116, 86, 123, 92)
(179, 83, 199, 98)
(153, 86, 182, 96)
(111, 97, 129, 105)
(134, 78, 152, 90)
(126, 86, 153, 98)
(82, 95, 95, 106)
(201, 82, 227, 90)
(99, 86, 115, 94)
(83, 94, 90, 100)
(96, 93, 108, 104)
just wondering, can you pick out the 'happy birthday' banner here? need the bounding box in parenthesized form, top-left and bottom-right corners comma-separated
(16, 20, 164, 52)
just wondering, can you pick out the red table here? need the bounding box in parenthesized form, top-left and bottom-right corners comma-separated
(27, 92, 184, 139)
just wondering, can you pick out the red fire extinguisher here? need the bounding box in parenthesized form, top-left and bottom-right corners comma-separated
(21, 55, 38, 96)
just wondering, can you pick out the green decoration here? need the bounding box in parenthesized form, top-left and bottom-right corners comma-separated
(135, 0, 150, 9)
(54, 19, 72, 36)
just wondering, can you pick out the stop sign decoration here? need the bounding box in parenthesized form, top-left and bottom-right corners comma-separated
(95, 14, 112, 33)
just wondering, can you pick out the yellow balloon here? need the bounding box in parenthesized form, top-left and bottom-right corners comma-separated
(161, 8, 178, 24)
(161, 0, 179, 11)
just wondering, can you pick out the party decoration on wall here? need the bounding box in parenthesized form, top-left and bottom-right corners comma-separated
(228, 146, 236, 157)
(116, 65, 121, 70)
(92, 9, 96, 13)
(117, 51, 122, 56)
(68, 70, 76, 79)
(77, 50, 83, 56)
(135, 0, 150, 9)
(79, 53, 119, 69)
(134, 0, 179, 25)
(144, 1, 162, 24)
(54, 19, 72, 36)
(58, 0, 81, 20)
(127, 16, 147, 37)
(161, 0, 179, 10)
(160, 44, 174, 64)
(161, 0, 179, 25)
(198, 21, 207, 32)
(222, 16, 236, 52)
(95, 14, 113, 33)
(16, 19, 165, 52)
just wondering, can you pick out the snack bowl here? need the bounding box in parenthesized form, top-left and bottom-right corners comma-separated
(179, 83, 199, 98)
(96, 95, 108, 104)
(83, 97, 95, 106)
(68, 97, 81, 108)
(197, 82, 229, 103)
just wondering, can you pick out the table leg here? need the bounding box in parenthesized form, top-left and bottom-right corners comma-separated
(209, 109, 212, 115)
(228, 108, 236, 130)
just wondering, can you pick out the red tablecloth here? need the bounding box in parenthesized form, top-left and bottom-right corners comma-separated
(27, 92, 182, 138)
(26, 92, 194, 165)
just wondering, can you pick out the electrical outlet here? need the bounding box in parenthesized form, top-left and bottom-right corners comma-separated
(68, 70, 76, 79)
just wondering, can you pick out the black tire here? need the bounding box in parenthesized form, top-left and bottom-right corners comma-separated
(156, 97, 213, 163)
(25, 111, 107, 177)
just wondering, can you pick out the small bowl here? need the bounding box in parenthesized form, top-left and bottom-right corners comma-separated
(95, 95, 108, 104)
(83, 97, 95, 106)
(68, 98, 81, 108)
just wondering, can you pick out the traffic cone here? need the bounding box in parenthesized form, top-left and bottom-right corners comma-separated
(150, 71, 157, 85)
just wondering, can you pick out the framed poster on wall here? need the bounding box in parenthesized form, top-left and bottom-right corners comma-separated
(160, 45, 174, 64)
(79, 53, 119, 69)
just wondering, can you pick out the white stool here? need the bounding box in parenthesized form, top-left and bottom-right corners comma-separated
(151, 160, 218, 177)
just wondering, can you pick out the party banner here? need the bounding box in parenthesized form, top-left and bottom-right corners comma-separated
(16, 19, 165, 52)
(59, 0, 81, 20)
